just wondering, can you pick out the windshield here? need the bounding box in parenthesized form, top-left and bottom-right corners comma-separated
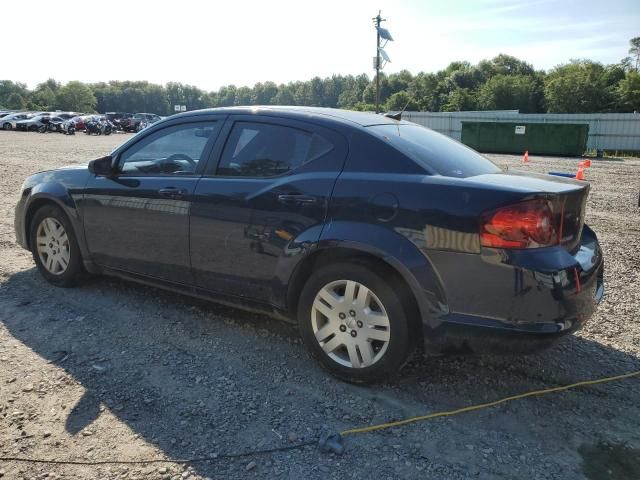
(368, 123, 501, 178)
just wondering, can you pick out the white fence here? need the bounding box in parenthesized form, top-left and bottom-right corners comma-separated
(402, 111, 640, 152)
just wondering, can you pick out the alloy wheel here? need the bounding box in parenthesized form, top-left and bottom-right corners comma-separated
(36, 217, 70, 275)
(311, 279, 391, 368)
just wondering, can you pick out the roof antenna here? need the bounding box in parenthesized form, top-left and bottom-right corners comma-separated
(384, 92, 415, 121)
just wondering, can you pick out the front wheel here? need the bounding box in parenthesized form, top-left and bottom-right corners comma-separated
(29, 204, 85, 287)
(3, 123, 11, 130)
(298, 262, 414, 383)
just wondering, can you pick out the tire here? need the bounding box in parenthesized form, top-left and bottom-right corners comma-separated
(29, 204, 85, 287)
(298, 261, 414, 383)
(2, 123, 11, 130)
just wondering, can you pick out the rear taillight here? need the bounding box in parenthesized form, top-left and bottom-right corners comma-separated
(480, 199, 561, 249)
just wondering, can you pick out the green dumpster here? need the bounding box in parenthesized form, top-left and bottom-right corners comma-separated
(461, 122, 589, 156)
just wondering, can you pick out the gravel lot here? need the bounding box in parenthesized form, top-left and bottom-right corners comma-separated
(1, 131, 639, 480)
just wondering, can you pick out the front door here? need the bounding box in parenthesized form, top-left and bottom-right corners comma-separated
(81, 120, 222, 284)
(190, 115, 347, 306)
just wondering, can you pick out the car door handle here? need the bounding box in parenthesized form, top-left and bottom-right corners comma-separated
(158, 187, 187, 199)
(277, 194, 317, 205)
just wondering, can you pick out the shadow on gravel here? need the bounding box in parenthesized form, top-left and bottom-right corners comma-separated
(2, 268, 640, 478)
(579, 442, 640, 480)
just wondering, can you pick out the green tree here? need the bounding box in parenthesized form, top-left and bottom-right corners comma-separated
(384, 91, 419, 111)
(336, 74, 369, 108)
(0, 80, 29, 108)
(252, 81, 278, 105)
(29, 86, 56, 110)
(6, 92, 27, 110)
(216, 85, 237, 107)
(235, 86, 253, 105)
(56, 81, 96, 112)
(629, 37, 640, 71)
(477, 54, 535, 78)
(442, 88, 477, 111)
(409, 72, 442, 111)
(166, 82, 205, 111)
(617, 71, 640, 111)
(477, 74, 543, 112)
(544, 60, 614, 113)
(273, 84, 295, 105)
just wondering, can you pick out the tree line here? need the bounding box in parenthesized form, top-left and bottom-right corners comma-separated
(1, 40, 639, 115)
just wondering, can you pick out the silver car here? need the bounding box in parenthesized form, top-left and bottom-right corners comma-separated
(1, 112, 34, 130)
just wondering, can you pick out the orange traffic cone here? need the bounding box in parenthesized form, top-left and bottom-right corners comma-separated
(522, 150, 529, 163)
(575, 167, 585, 180)
(583, 159, 591, 167)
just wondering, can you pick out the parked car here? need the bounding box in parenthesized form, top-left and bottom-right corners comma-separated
(2, 112, 33, 130)
(15, 115, 51, 131)
(69, 115, 89, 131)
(37, 116, 66, 133)
(84, 115, 112, 135)
(105, 112, 132, 132)
(52, 112, 78, 120)
(60, 119, 76, 135)
(135, 112, 162, 123)
(120, 112, 162, 132)
(13, 107, 604, 383)
(38, 117, 75, 135)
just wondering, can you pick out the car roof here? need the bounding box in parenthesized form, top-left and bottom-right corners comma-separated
(174, 106, 409, 128)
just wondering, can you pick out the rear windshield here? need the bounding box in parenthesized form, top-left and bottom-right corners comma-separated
(368, 124, 501, 178)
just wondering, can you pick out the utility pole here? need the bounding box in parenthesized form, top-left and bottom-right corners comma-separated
(373, 11, 393, 113)
(374, 11, 384, 113)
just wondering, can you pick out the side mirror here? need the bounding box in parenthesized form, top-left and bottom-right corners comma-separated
(88, 155, 116, 176)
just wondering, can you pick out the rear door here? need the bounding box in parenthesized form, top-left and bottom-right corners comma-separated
(190, 114, 348, 305)
(82, 118, 223, 284)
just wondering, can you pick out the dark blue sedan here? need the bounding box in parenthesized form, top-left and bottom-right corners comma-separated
(14, 107, 604, 382)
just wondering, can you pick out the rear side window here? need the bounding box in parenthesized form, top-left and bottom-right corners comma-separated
(368, 124, 501, 178)
(217, 122, 334, 177)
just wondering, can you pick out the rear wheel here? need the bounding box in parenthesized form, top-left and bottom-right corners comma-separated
(2, 123, 11, 130)
(29, 204, 85, 287)
(298, 262, 414, 383)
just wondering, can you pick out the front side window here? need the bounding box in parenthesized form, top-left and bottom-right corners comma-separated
(217, 122, 333, 177)
(119, 122, 219, 175)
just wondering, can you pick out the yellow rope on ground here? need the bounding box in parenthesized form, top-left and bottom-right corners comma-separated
(340, 370, 640, 436)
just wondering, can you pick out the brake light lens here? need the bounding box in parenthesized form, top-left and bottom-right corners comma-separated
(480, 199, 559, 249)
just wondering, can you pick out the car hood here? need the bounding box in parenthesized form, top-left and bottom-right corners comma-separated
(24, 164, 92, 190)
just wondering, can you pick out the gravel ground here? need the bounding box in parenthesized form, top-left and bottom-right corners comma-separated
(0, 131, 639, 480)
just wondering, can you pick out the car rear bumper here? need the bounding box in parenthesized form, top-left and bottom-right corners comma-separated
(423, 225, 604, 354)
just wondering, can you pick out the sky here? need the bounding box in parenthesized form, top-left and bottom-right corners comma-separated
(3, 0, 639, 91)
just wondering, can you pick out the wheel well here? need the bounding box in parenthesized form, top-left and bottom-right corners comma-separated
(24, 199, 61, 250)
(288, 247, 423, 340)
